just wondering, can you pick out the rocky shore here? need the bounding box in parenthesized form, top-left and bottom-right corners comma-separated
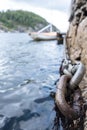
(67, 0, 87, 129)
(0, 22, 35, 33)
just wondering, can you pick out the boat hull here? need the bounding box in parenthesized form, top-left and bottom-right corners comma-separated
(29, 32, 57, 41)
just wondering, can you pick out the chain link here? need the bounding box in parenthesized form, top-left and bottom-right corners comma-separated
(62, 36, 86, 90)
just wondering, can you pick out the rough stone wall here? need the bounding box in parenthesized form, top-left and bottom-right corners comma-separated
(67, 0, 87, 129)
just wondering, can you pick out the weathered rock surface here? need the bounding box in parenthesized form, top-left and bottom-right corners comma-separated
(67, 0, 87, 129)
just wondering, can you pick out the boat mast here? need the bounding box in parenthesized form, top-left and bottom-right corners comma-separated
(50, 24, 52, 32)
(37, 24, 52, 33)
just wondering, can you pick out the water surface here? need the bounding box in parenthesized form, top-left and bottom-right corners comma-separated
(0, 33, 64, 130)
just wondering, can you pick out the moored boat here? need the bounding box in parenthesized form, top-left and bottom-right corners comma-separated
(29, 32, 57, 41)
(29, 24, 59, 41)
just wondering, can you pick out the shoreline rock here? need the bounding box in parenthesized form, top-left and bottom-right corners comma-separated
(67, 0, 87, 129)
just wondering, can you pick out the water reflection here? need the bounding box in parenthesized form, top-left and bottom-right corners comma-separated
(0, 33, 64, 130)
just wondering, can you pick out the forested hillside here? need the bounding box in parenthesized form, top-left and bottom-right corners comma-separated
(0, 10, 48, 32)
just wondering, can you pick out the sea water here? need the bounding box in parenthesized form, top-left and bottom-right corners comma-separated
(0, 33, 64, 130)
